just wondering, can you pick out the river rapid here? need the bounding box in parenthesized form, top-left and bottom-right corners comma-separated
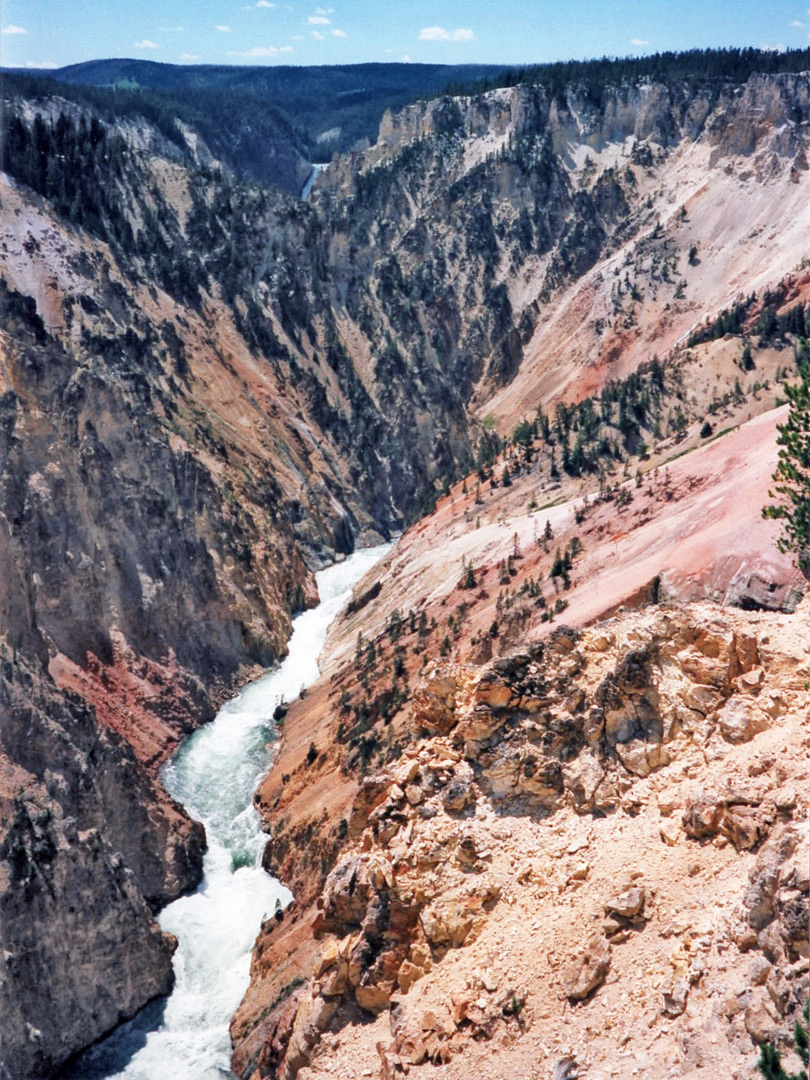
(68, 544, 390, 1080)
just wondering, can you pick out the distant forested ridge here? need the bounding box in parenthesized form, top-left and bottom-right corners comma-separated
(445, 46, 810, 99)
(2, 48, 807, 193)
(1, 61, 506, 180)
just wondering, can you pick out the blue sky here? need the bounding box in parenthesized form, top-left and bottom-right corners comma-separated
(2, 0, 808, 71)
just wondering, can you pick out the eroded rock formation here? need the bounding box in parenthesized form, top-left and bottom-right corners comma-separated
(233, 598, 809, 1080)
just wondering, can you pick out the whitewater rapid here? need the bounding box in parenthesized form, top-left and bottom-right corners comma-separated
(69, 544, 390, 1080)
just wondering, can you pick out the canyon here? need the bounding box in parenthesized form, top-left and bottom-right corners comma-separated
(0, 50, 808, 1079)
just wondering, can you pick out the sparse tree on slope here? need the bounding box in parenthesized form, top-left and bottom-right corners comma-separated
(763, 360, 810, 578)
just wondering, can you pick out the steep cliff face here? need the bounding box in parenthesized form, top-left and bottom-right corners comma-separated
(0, 329, 206, 1077)
(0, 648, 203, 1080)
(317, 71, 808, 418)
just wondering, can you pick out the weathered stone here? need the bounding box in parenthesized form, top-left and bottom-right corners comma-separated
(766, 970, 791, 1016)
(683, 793, 725, 840)
(316, 938, 341, 977)
(463, 705, 508, 746)
(744, 826, 800, 930)
(562, 935, 611, 1000)
(604, 886, 645, 920)
(420, 897, 476, 948)
(744, 987, 778, 1042)
(722, 805, 764, 850)
(413, 671, 461, 735)
(660, 819, 681, 846)
(350, 777, 395, 837)
(661, 978, 690, 1017)
(682, 683, 724, 715)
(397, 959, 425, 993)
(443, 772, 474, 812)
(774, 787, 797, 813)
(748, 955, 772, 985)
(615, 739, 653, 777)
(421, 1005, 456, 1037)
(321, 856, 373, 930)
(356, 980, 395, 1014)
(319, 960, 350, 998)
(390, 1004, 428, 1064)
(348, 936, 374, 987)
(717, 697, 770, 743)
(475, 675, 513, 710)
(554, 1059, 581, 1080)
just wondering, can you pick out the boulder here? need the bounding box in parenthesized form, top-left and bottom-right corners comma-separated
(661, 978, 690, 1017)
(721, 805, 764, 850)
(744, 826, 800, 930)
(562, 935, 611, 1000)
(356, 980, 395, 1014)
(397, 959, 425, 993)
(443, 771, 474, 812)
(683, 793, 725, 840)
(420, 897, 477, 948)
(413, 670, 460, 734)
(321, 856, 373, 930)
(717, 697, 770, 743)
(390, 1004, 428, 1065)
(744, 987, 779, 1042)
(604, 885, 645, 920)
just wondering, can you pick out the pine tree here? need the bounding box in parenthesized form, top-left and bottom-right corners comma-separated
(763, 361, 810, 577)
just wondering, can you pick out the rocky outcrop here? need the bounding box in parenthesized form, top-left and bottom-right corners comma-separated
(0, 796, 177, 1080)
(233, 596, 809, 1080)
(0, 651, 202, 1079)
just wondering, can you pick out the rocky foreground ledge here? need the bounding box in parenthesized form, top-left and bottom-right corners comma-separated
(232, 597, 809, 1080)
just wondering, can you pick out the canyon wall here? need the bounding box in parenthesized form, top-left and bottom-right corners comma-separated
(0, 61, 807, 1075)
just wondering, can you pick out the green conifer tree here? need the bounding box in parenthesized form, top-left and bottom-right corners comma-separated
(763, 361, 810, 577)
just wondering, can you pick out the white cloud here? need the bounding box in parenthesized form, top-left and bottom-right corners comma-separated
(2, 24, 28, 34)
(24, 59, 57, 68)
(158, 25, 183, 31)
(630, 37, 649, 46)
(401, 53, 412, 62)
(418, 26, 474, 41)
(308, 15, 331, 23)
(331, 28, 346, 37)
(228, 44, 280, 55)
(760, 41, 787, 51)
(315, 6, 334, 12)
(256, 1, 277, 6)
(790, 18, 805, 26)
(292, 34, 304, 39)
(280, 44, 294, 51)
(216, 24, 232, 32)
(134, 39, 159, 48)
(180, 52, 200, 60)
(312, 29, 325, 39)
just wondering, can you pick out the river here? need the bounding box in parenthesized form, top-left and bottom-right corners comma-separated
(67, 543, 390, 1080)
(300, 163, 329, 201)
